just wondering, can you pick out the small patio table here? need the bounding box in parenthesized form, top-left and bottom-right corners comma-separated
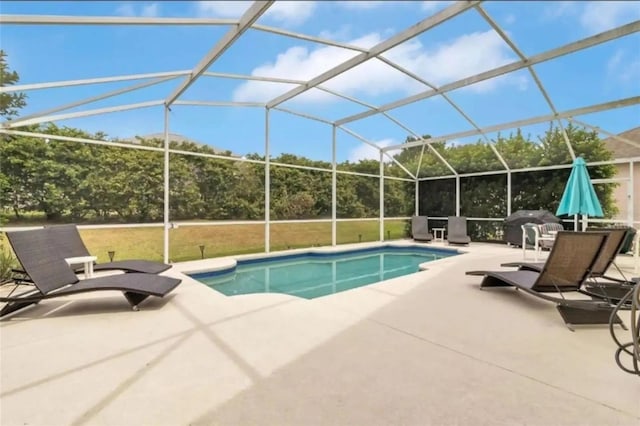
(65, 255, 97, 279)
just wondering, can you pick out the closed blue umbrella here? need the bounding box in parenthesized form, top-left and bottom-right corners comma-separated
(556, 157, 603, 229)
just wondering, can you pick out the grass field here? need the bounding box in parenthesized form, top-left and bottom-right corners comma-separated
(1, 220, 410, 263)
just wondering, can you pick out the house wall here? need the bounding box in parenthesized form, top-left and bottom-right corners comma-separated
(611, 161, 640, 225)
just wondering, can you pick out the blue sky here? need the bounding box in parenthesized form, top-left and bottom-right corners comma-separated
(1, 0, 639, 165)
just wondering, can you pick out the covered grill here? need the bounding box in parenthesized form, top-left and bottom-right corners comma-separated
(503, 210, 560, 246)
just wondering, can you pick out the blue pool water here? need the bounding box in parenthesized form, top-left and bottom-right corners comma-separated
(190, 246, 458, 299)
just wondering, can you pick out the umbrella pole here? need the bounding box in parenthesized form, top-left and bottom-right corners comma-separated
(574, 214, 578, 231)
(582, 214, 588, 231)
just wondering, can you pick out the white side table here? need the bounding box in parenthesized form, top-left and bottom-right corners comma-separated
(65, 255, 97, 279)
(433, 228, 445, 242)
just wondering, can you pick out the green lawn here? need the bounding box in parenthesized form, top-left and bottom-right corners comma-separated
(1, 220, 409, 263)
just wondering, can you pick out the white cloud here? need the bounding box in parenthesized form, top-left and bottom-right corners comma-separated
(115, 2, 159, 17)
(232, 29, 519, 104)
(393, 30, 517, 92)
(542, 1, 578, 20)
(115, 3, 135, 16)
(620, 59, 640, 84)
(542, 1, 640, 33)
(195, 1, 316, 26)
(580, 1, 640, 33)
(607, 49, 640, 85)
(421, 1, 453, 13)
(267, 1, 316, 26)
(607, 49, 625, 74)
(196, 1, 249, 18)
(504, 13, 516, 25)
(338, 1, 415, 10)
(141, 3, 159, 18)
(318, 25, 353, 42)
(349, 139, 399, 162)
(337, 1, 386, 10)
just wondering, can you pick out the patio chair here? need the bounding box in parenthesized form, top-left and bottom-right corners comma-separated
(521, 223, 538, 249)
(1, 229, 181, 317)
(538, 222, 564, 250)
(466, 231, 625, 331)
(501, 228, 636, 302)
(411, 216, 433, 242)
(520, 223, 547, 260)
(47, 224, 171, 274)
(446, 216, 470, 245)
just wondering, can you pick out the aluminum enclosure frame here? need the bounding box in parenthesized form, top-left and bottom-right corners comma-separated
(1, 2, 638, 263)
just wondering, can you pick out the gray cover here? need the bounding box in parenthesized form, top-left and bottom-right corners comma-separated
(447, 216, 471, 245)
(503, 210, 560, 246)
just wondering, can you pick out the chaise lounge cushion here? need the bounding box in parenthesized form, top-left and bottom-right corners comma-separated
(447, 216, 470, 245)
(411, 216, 433, 242)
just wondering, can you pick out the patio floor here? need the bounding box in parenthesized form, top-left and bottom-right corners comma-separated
(1, 241, 639, 425)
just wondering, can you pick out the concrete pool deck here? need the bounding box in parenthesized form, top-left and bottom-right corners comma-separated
(1, 241, 639, 425)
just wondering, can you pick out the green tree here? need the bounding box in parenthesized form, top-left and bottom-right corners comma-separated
(0, 50, 27, 119)
(0, 128, 49, 218)
(0, 124, 100, 220)
(419, 124, 618, 240)
(494, 129, 541, 169)
(228, 161, 264, 220)
(384, 179, 413, 217)
(393, 135, 431, 167)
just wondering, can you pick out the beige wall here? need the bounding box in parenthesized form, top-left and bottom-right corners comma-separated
(611, 161, 640, 225)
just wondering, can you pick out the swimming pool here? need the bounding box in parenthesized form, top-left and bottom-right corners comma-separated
(190, 246, 458, 299)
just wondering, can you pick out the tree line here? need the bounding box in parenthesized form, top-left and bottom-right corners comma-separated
(0, 49, 618, 226)
(416, 125, 617, 219)
(0, 123, 617, 225)
(0, 124, 416, 222)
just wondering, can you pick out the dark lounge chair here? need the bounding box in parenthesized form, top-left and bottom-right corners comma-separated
(500, 228, 635, 302)
(447, 216, 470, 245)
(411, 216, 433, 242)
(47, 224, 171, 274)
(466, 231, 625, 331)
(1, 229, 181, 317)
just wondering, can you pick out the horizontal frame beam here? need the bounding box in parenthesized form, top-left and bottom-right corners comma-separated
(3, 100, 165, 128)
(173, 100, 265, 108)
(337, 125, 417, 180)
(568, 118, 640, 149)
(252, 24, 368, 53)
(0, 129, 414, 182)
(0, 14, 237, 25)
(14, 76, 178, 125)
(417, 157, 639, 180)
(386, 95, 640, 151)
(271, 106, 334, 125)
(0, 70, 191, 93)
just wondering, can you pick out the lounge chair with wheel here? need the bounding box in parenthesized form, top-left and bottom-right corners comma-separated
(1, 228, 181, 317)
(411, 216, 433, 242)
(501, 228, 636, 302)
(466, 231, 625, 331)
